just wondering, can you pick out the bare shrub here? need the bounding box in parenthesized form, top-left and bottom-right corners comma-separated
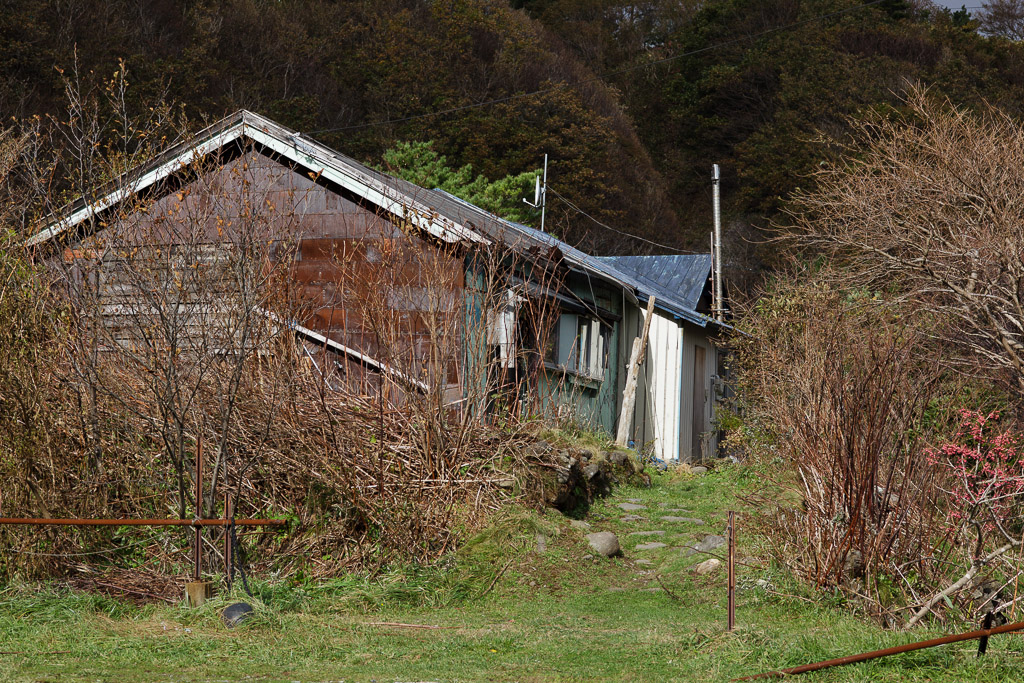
(0, 70, 578, 581)
(733, 273, 953, 621)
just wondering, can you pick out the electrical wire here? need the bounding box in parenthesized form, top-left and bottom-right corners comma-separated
(546, 186, 698, 254)
(306, 0, 890, 135)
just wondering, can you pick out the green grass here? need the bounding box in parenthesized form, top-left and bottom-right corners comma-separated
(3, 465, 1024, 682)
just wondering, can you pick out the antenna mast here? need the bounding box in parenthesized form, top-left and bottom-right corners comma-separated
(524, 153, 548, 233)
(712, 164, 723, 323)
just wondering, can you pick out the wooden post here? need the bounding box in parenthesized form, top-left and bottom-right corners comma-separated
(186, 436, 213, 606)
(616, 296, 656, 447)
(727, 510, 736, 631)
(224, 491, 233, 591)
(193, 436, 203, 581)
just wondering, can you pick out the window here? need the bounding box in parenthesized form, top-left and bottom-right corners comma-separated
(554, 312, 610, 381)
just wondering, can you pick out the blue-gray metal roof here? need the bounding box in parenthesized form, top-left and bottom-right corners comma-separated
(596, 254, 712, 313)
(430, 191, 713, 327)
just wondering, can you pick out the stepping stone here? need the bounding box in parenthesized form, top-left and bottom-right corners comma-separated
(620, 515, 644, 522)
(624, 498, 642, 503)
(663, 508, 693, 513)
(661, 516, 705, 525)
(682, 534, 726, 557)
(635, 542, 667, 551)
(618, 502, 647, 511)
(536, 533, 548, 553)
(628, 530, 666, 537)
(693, 558, 721, 575)
(635, 559, 654, 566)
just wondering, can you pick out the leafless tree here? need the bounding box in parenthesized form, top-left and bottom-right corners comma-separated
(978, 0, 1024, 40)
(784, 87, 1024, 396)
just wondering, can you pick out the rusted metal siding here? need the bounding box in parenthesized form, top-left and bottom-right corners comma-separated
(63, 149, 465, 399)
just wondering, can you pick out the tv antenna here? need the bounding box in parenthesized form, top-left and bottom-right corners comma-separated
(523, 153, 548, 233)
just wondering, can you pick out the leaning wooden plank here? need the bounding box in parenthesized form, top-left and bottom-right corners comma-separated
(615, 295, 656, 447)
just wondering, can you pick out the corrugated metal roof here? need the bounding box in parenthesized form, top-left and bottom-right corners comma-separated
(596, 254, 712, 313)
(26, 109, 719, 328)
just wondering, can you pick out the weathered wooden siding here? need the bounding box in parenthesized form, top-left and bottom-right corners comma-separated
(64, 148, 465, 398)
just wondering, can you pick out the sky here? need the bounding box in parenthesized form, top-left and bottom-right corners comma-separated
(931, 1, 983, 10)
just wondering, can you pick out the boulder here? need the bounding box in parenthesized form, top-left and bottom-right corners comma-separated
(586, 531, 622, 558)
(607, 451, 632, 468)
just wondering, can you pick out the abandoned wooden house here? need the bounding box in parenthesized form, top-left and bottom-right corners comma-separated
(27, 110, 725, 462)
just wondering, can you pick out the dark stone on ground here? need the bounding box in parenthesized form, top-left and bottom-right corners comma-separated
(222, 602, 254, 628)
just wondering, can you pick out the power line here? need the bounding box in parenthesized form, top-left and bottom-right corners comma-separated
(307, 0, 890, 136)
(546, 186, 700, 254)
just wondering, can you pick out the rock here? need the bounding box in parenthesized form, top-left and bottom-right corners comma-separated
(620, 515, 644, 522)
(662, 508, 693, 513)
(691, 466, 708, 474)
(683, 534, 726, 557)
(222, 602, 254, 628)
(583, 464, 601, 480)
(635, 542, 667, 551)
(618, 502, 647, 511)
(569, 519, 591, 531)
(496, 478, 515, 489)
(530, 440, 553, 456)
(535, 533, 548, 553)
(582, 554, 594, 561)
(635, 559, 654, 566)
(586, 531, 622, 558)
(843, 549, 864, 578)
(608, 451, 631, 468)
(625, 498, 642, 503)
(693, 558, 722, 576)
(660, 516, 705, 525)
(628, 530, 666, 537)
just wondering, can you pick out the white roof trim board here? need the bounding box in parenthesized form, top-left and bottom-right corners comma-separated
(27, 111, 489, 248)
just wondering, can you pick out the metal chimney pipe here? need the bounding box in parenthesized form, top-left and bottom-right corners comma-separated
(712, 164, 723, 322)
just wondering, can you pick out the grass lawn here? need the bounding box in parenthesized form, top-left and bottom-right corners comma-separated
(3, 464, 1024, 682)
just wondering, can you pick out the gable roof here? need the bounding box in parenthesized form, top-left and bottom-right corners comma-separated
(27, 110, 488, 248)
(596, 254, 712, 314)
(27, 110, 720, 329)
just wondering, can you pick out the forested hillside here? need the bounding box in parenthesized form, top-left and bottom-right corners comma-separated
(4, 0, 1024, 276)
